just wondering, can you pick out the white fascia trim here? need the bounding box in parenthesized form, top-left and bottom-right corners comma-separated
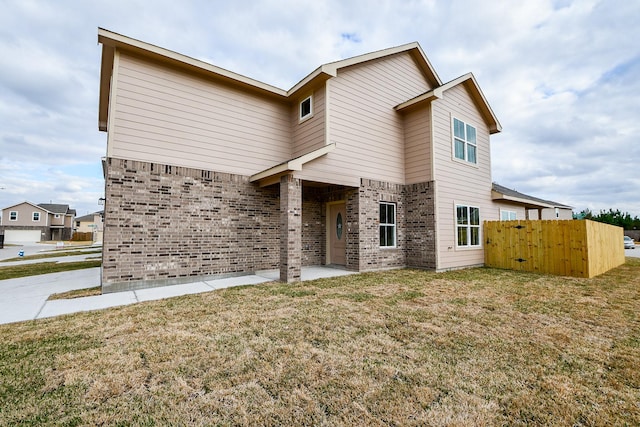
(288, 65, 336, 97)
(250, 143, 336, 182)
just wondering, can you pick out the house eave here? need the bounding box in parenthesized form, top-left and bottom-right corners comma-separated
(287, 66, 335, 97)
(491, 191, 555, 209)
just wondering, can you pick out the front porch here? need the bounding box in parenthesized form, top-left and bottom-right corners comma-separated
(270, 175, 436, 283)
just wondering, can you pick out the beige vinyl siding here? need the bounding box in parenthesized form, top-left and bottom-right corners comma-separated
(1, 204, 47, 226)
(292, 86, 326, 158)
(540, 208, 573, 220)
(109, 52, 291, 176)
(297, 52, 432, 186)
(432, 84, 495, 270)
(50, 214, 65, 226)
(404, 105, 432, 184)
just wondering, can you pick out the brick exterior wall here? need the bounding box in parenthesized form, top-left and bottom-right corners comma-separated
(102, 157, 437, 291)
(357, 179, 407, 271)
(103, 158, 280, 292)
(301, 196, 324, 266)
(405, 181, 437, 269)
(347, 178, 437, 272)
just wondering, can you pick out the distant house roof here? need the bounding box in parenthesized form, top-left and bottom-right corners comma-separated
(492, 183, 572, 210)
(75, 211, 103, 222)
(37, 204, 76, 216)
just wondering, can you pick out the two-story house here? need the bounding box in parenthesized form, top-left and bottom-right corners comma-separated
(97, 28, 566, 292)
(0, 202, 76, 242)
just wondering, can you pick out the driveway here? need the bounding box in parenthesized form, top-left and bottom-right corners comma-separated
(0, 268, 101, 324)
(0, 243, 57, 261)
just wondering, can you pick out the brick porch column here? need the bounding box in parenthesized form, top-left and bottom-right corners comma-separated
(280, 174, 302, 282)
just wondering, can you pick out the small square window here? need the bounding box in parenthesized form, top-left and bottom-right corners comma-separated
(300, 96, 312, 120)
(33, 212, 40, 221)
(9, 211, 17, 221)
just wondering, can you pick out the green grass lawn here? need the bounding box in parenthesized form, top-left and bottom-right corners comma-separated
(0, 260, 102, 281)
(0, 260, 638, 425)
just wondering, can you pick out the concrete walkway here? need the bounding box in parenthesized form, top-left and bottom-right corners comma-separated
(0, 266, 355, 325)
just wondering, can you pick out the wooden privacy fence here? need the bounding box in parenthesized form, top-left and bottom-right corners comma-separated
(70, 232, 93, 242)
(484, 220, 625, 278)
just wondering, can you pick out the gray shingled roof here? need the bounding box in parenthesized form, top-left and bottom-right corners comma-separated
(37, 204, 74, 215)
(492, 183, 572, 209)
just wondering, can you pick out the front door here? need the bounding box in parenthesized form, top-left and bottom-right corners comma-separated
(329, 203, 346, 265)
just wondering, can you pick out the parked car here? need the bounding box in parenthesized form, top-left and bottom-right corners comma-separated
(624, 236, 635, 249)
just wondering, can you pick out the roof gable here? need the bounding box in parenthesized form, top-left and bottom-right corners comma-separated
(288, 42, 442, 96)
(396, 73, 502, 134)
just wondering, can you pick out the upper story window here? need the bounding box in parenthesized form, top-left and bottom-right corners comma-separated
(9, 211, 17, 221)
(299, 96, 313, 121)
(456, 205, 480, 247)
(453, 118, 477, 164)
(54, 214, 60, 218)
(380, 202, 396, 247)
(32, 212, 40, 222)
(500, 210, 516, 221)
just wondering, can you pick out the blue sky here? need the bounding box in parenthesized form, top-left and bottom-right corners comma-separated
(0, 0, 639, 217)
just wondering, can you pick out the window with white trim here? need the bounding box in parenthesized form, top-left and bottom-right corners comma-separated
(299, 96, 312, 120)
(379, 202, 396, 247)
(456, 205, 480, 247)
(453, 118, 477, 164)
(500, 210, 516, 221)
(9, 211, 17, 221)
(32, 212, 40, 222)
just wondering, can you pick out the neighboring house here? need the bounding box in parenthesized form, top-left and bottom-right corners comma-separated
(97, 28, 570, 292)
(0, 202, 76, 242)
(75, 211, 104, 242)
(491, 183, 573, 220)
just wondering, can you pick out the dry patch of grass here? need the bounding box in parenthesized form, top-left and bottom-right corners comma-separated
(48, 287, 102, 301)
(1, 259, 639, 425)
